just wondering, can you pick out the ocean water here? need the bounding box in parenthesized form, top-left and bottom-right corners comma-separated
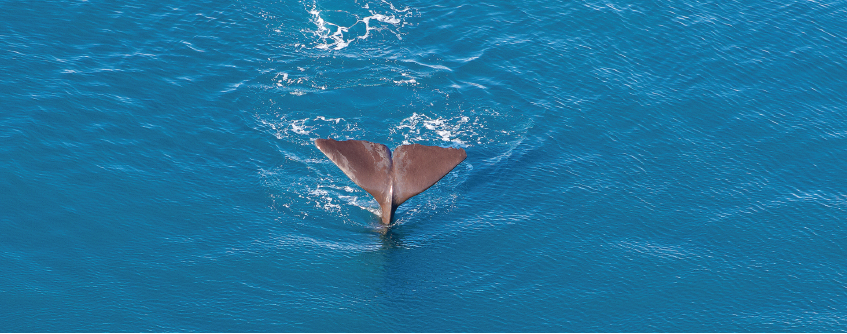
(2, 0, 846, 331)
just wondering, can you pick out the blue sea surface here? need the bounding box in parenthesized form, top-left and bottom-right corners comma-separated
(2, 0, 847, 331)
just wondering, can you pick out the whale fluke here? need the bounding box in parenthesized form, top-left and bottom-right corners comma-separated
(315, 138, 466, 224)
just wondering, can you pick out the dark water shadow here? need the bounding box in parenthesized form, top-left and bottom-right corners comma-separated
(377, 226, 407, 250)
(362, 213, 408, 250)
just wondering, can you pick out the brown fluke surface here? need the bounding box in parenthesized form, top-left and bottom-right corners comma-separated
(315, 138, 466, 225)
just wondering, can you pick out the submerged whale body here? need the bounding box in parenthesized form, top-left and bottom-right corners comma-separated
(315, 138, 466, 224)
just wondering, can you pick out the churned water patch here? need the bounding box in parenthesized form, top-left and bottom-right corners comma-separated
(305, 0, 414, 50)
(256, 114, 363, 144)
(391, 110, 532, 147)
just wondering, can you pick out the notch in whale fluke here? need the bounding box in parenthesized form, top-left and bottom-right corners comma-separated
(315, 138, 466, 225)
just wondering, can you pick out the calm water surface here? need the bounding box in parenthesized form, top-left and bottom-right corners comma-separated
(2, 0, 846, 331)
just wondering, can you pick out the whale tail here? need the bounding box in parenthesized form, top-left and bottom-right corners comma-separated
(315, 138, 466, 224)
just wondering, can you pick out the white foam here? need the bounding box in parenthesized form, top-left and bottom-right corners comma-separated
(290, 119, 310, 135)
(306, 1, 411, 50)
(309, 183, 381, 217)
(395, 113, 473, 145)
(393, 78, 417, 85)
(258, 115, 364, 142)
